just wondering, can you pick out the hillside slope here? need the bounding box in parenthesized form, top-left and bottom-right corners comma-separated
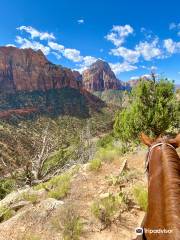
(0, 148, 147, 240)
(0, 106, 114, 179)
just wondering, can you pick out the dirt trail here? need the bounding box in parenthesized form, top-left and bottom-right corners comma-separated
(67, 148, 147, 240)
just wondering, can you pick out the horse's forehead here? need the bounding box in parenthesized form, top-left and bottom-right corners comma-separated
(145, 143, 163, 173)
(153, 136, 169, 144)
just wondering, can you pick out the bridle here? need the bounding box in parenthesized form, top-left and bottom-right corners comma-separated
(145, 142, 176, 174)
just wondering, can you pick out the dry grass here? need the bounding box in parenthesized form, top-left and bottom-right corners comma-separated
(52, 203, 83, 240)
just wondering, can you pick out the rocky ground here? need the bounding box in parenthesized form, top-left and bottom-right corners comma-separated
(0, 148, 148, 240)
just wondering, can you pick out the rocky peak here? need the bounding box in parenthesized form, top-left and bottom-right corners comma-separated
(82, 60, 122, 92)
(89, 59, 112, 72)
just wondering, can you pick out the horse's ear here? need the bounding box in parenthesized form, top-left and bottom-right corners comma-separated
(140, 132, 154, 147)
(168, 133, 180, 148)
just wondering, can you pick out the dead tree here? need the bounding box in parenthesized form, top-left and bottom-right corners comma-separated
(74, 120, 96, 164)
(24, 123, 58, 185)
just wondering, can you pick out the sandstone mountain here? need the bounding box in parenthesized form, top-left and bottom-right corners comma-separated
(82, 60, 124, 92)
(0, 47, 104, 119)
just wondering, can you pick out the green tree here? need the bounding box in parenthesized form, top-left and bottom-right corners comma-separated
(114, 78, 179, 142)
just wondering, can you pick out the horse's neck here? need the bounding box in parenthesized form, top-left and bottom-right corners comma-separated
(144, 147, 179, 240)
(146, 157, 165, 228)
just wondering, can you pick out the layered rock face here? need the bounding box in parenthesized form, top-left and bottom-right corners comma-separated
(0, 47, 105, 119)
(82, 60, 123, 92)
(72, 70, 82, 87)
(0, 46, 79, 93)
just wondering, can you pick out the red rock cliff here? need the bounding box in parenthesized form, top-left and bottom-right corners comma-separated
(0, 46, 79, 93)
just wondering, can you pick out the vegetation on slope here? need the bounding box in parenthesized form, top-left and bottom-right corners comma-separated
(94, 89, 129, 107)
(0, 87, 104, 119)
(0, 104, 114, 193)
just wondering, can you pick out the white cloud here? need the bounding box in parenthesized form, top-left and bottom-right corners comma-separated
(52, 52, 61, 59)
(14, 24, 180, 74)
(110, 46, 140, 63)
(82, 56, 97, 66)
(106, 26, 164, 64)
(6, 44, 16, 47)
(48, 41, 64, 52)
(75, 56, 97, 73)
(130, 76, 139, 80)
(105, 24, 133, 47)
(140, 27, 146, 33)
(63, 48, 83, 62)
(163, 38, 180, 54)
(141, 65, 147, 69)
(135, 38, 162, 60)
(48, 41, 83, 62)
(130, 73, 158, 80)
(110, 62, 137, 74)
(142, 74, 151, 78)
(169, 22, 180, 36)
(169, 22, 177, 30)
(150, 65, 157, 71)
(48, 40, 97, 66)
(140, 27, 154, 40)
(15, 36, 50, 55)
(140, 65, 158, 71)
(16, 25, 97, 65)
(77, 19, 84, 24)
(17, 26, 55, 40)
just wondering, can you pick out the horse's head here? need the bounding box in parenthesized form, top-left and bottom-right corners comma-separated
(140, 132, 180, 148)
(140, 132, 180, 175)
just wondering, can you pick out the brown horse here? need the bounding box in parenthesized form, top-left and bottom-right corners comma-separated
(133, 133, 180, 240)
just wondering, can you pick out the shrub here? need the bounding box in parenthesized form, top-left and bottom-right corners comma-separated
(0, 206, 15, 222)
(133, 184, 148, 211)
(91, 193, 122, 226)
(96, 146, 120, 163)
(106, 170, 140, 186)
(21, 192, 39, 204)
(52, 204, 83, 240)
(33, 182, 47, 191)
(89, 159, 102, 171)
(42, 148, 72, 175)
(97, 133, 114, 148)
(48, 173, 71, 200)
(34, 168, 77, 199)
(0, 178, 16, 200)
(114, 78, 178, 141)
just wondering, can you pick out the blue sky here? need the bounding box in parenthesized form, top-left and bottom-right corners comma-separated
(1, 0, 180, 83)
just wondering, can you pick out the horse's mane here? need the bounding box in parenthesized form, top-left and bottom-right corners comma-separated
(162, 142, 180, 237)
